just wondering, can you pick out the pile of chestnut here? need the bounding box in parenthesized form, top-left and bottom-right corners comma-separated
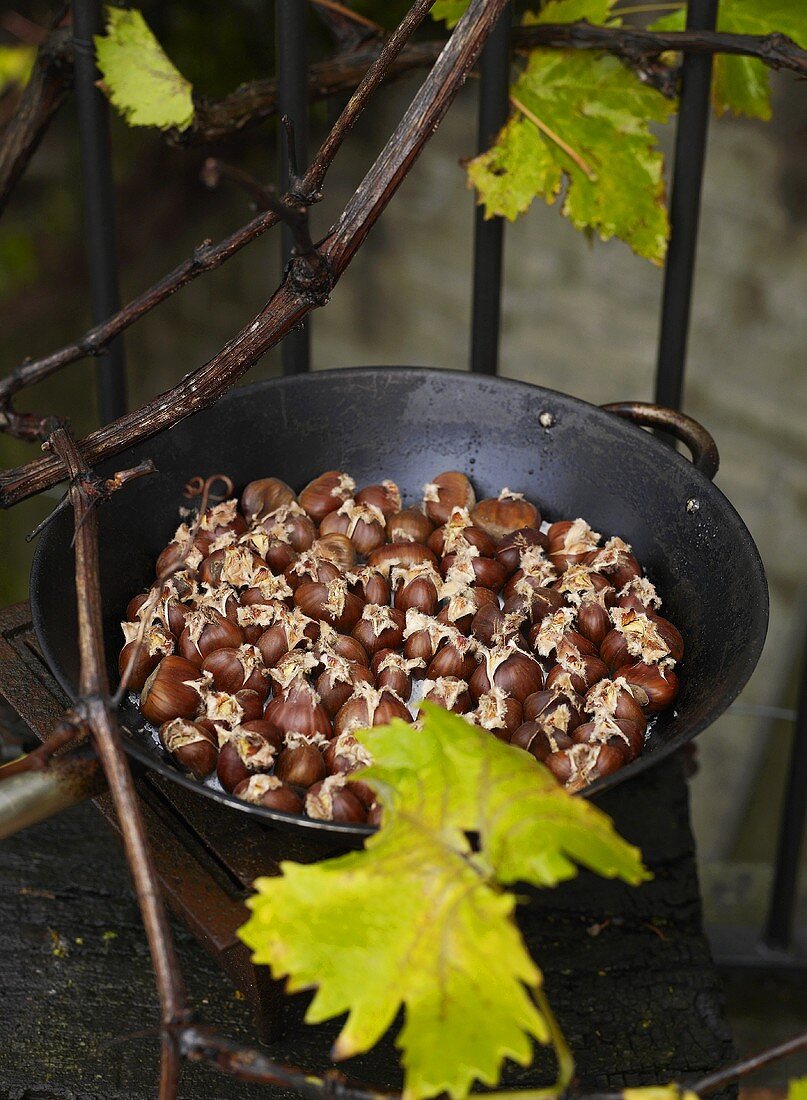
(119, 470, 683, 825)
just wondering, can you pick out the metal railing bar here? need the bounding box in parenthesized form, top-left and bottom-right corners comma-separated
(763, 627, 807, 952)
(469, 1, 511, 377)
(653, 0, 719, 410)
(276, 0, 311, 375)
(72, 0, 127, 423)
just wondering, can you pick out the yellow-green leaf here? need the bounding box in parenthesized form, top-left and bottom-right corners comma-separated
(533, 0, 615, 22)
(240, 707, 646, 1099)
(651, 0, 807, 120)
(360, 705, 649, 888)
(0, 44, 35, 95)
(94, 7, 194, 131)
(242, 818, 547, 1100)
(430, 0, 469, 28)
(469, 4, 675, 262)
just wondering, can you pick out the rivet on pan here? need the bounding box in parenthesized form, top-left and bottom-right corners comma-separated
(538, 410, 555, 429)
(686, 498, 700, 513)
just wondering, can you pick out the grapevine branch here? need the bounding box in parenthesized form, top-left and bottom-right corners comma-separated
(200, 156, 277, 212)
(182, 22, 807, 145)
(0, 0, 439, 442)
(1, 21, 805, 438)
(515, 21, 807, 72)
(47, 423, 191, 1098)
(0, 0, 508, 505)
(0, 21, 72, 217)
(3, 15, 804, 184)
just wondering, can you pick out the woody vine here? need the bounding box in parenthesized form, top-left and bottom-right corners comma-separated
(0, 1, 805, 1098)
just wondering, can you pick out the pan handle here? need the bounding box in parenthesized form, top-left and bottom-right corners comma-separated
(601, 401, 719, 481)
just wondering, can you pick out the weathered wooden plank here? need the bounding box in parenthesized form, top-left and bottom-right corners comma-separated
(0, 761, 735, 1099)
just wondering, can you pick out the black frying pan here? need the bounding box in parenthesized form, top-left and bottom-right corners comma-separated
(30, 367, 768, 840)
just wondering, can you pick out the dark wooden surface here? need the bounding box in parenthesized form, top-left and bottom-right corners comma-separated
(0, 602, 736, 1099)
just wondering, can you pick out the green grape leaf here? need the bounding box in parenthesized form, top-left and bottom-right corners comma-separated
(240, 707, 647, 1099)
(94, 7, 194, 131)
(651, 0, 807, 120)
(242, 819, 547, 1100)
(468, 3, 675, 262)
(360, 704, 649, 888)
(531, 0, 615, 21)
(430, 0, 469, 28)
(789, 1078, 807, 1100)
(0, 44, 35, 94)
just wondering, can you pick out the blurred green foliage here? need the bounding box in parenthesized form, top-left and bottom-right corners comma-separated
(0, 230, 37, 300)
(0, 43, 35, 93)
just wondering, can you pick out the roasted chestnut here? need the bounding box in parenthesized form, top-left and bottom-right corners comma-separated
(474, 688, 523, 739)
(201, 644, 268, 698)
(496, 528, 547, 575)
(422, 472, 475, 525)
(386, 508, 434, 545)
(140, 655, 203, 725)
(572, 717, 644, 763)
(367, 542, 438, 576)
(347, 566, 390, 607)
(119, 622, 174, 692)
(264, 681, 333, 739)
(313, 532, 357, 570)
(371, 649, 423, 698)
(240, 477, 296, 520)
(510, 721, 572, 761)
(294, 578, 364, 633)
(234, 773, 304, 814)
(275, 732, 329, 787)
(545, 742, 623, 790)
(547, 519, 601, 573)
(616, 660, 679, 713)
(334, 683, 412, 737)
(423, 676, 472, 714)
(469, 645, 543, 703)
(316, 658, 375, 718)
(178, 608, 243, 667)
(305, 775, 367, 824)
(352, 604, 406, 657)
(355, 480, 401, 518)
(159, 718, 217, 778)
(217, 728, 277, 791)
(299, 470, 355, 521)
(471, 490, 539, 539)
(320, 499, 387, 555)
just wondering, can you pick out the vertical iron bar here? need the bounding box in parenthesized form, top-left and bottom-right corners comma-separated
(469, 1, 511, 376)
(653, 0, 718, 409)
(276, 0, 311, 375)
(72, 0, 127, 423)
(763, 628, 807, 952)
